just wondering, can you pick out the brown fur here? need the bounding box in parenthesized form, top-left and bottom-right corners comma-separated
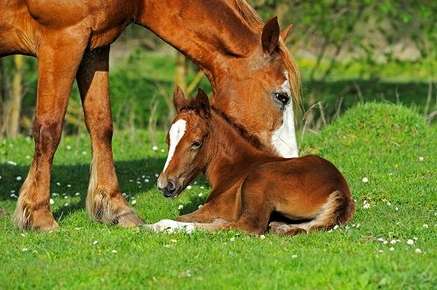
(1, 0, 300, 230)
(158, 90, 355, 235)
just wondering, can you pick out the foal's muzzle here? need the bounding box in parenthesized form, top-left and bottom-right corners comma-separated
(157, 177, 179, 198)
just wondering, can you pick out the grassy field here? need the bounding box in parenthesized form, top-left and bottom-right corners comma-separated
(0, 103, 436, 289)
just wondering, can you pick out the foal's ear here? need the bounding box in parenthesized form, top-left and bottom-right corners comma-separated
(173, 86, 187, 112)
(262, 16, 280, 54)
(281, 24, 293, 42)
(195, 88, 211, 116)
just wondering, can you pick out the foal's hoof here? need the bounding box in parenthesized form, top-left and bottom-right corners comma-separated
(117, 211, 144, 228)
(269, 222, 307, 236)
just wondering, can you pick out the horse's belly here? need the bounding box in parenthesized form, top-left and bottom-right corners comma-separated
(0, 1, 37, 56)
(25, 0, 89, 27)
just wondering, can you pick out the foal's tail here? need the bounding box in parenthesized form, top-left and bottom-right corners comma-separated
(269, 190, 355, 235)
(312, 189, 355, 230)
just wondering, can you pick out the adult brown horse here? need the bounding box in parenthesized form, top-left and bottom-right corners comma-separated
(149, 89, 355, 235)
(0, 0, 300, 231)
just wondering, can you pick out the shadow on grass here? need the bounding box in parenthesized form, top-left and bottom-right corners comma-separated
(0, 156, 211, 220)
(0, 158, 163, 217)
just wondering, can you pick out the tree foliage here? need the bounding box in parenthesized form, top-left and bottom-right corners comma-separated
(252, 0, 436, 80)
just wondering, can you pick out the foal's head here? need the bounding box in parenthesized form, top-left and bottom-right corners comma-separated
(157, 88, 212, 198)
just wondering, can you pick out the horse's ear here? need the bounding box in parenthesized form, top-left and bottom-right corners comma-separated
(262, 16, 280, 54)
(281, 24, 293, 42)
(196, 88, 211, 116)
(173, 86, 186, 112)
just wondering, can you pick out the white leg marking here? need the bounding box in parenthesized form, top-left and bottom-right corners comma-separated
(271, 76, 299, 158)
(144, 219, 195, 234)
(162, 119, 187, 172)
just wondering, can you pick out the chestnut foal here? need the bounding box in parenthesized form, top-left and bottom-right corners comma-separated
(150, 89, 355, 235)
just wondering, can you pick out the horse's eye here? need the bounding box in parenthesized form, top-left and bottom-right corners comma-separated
(191, 141, 202, 150)
(273, 92, 290, 108)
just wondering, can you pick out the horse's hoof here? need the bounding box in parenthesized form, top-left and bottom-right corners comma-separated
(33, 217, 59, 232)
(14, 204, 59, 232)
(86, 190, 143, 228)
(117, 211, 144, 228)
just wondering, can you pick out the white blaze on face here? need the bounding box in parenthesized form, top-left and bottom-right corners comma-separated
(162, 119, 187, 172)
(271, 73, 299, 158)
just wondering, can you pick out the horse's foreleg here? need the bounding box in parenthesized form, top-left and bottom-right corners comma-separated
(76, 46, 143, 227)
(14, 28, 88, 231)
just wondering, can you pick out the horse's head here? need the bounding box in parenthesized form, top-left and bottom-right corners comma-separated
(212, 16, 300, 158)
(157, 88, 211, 198)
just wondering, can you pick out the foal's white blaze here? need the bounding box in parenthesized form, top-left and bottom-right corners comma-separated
(162, 119, 187, 172)
(271, 73, 299, 158)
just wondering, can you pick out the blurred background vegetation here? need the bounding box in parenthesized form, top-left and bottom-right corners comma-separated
(0, 0, 435, 141)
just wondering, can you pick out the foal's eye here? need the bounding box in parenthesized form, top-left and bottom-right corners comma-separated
(191, 141, 202, 150)
(273, 92, 290, 108)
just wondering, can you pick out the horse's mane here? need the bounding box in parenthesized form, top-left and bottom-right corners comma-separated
(280, 49, 301, 107)
(211, 106, 266, 151)
(234, 0, 301, 106)
(234, 0, 263, 29)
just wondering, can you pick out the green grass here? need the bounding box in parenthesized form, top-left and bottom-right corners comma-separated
(0, 103, 436, 289)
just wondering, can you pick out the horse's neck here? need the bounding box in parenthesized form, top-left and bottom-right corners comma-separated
(135, 0, 259, 76)
(205, 111, 272, 190)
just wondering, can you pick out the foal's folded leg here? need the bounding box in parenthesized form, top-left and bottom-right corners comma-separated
(269, 222, 308, 236)
(76, 47, 143, 227)
(176, 201, 226, 223)
(176, 209, 214, 223)
(232, 187, 273, 235)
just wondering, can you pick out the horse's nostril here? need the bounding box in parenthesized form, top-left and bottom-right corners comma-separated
(163, 180, 178, 198)
(167, 180, 176, 191)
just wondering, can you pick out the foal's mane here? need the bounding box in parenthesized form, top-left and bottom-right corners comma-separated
(177, 100, 266, 151)
(211, 106, 266, 151)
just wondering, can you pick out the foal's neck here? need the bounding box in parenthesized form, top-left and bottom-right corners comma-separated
(135, 0, 260, 77)
(205, 110, 275, 190)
